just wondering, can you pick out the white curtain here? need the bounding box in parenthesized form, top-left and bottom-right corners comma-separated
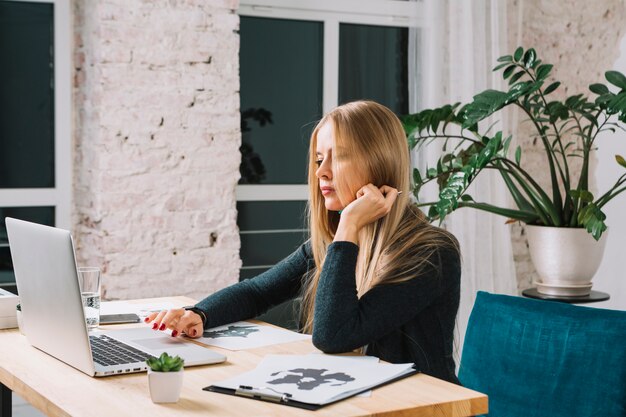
(410, 0, 518, 363)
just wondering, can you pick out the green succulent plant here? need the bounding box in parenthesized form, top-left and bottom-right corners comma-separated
(146, 352, 184, 372)
(402, 46, 626, 240)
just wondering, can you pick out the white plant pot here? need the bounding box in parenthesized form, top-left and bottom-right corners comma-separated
(526, 225, 608, 296)
(16, 310, 24, 335)
(148, 368, 184, 403)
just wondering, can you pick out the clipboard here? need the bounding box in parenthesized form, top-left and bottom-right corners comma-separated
(203, 363, 419, 410)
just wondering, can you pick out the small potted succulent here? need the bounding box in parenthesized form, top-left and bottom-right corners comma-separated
(146, 352, 185, 403)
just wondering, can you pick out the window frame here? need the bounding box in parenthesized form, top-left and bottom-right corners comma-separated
(0, 0, 72, 229)
(237, 0, 427, 202)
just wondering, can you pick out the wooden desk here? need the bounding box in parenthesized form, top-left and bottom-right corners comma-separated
(0, 297, 487, 417)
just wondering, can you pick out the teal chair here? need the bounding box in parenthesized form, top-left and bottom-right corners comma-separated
(459, 291, 626, 417)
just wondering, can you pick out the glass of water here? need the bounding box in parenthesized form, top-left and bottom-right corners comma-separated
(78, 267, 101, 330)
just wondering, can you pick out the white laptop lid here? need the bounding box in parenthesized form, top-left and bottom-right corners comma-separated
(6, 217, 226, 377)
(6, 217, 96, 376)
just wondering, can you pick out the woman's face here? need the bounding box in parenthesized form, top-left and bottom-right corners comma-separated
(315, 122, 365, 211)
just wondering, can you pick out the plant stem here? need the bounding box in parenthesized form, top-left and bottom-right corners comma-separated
(518, 64, 570, 195)
(514, 101, 566, 215)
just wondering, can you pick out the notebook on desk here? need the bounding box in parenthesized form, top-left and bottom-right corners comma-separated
(5, 217, 226, 377)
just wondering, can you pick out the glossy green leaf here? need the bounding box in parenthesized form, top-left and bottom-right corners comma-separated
(462, 90, 509, 128)
(523, 48, 536, 68)
(569, 189, 594, 202)
(595, 93, 613, 107)
(515, 146, 521, 165)
(513, 47, 524, 62)
(589, 83, 610, 95)
(543, 81, 561, 95)
(497, 55, 513, 63)
(536, 64, 553, 80)
(502, 134, 513, 156)
(413, 168, 423, 185)
(607, 93, 626, 116)
(503, 65, 516, 79)
(493, 62, 511, 71)
(509, 70, 526, 85)
(578, 203, 607, 240)
(606, 70, 626, 90)
(428, 205, 439, 221)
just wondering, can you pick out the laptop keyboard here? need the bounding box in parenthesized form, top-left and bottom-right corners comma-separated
(89, 334, 154, 366)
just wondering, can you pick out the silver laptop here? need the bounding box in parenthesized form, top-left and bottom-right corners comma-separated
(5, 217, 226, 377)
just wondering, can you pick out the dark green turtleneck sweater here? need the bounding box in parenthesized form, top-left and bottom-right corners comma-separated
(194, 241, 461, 384)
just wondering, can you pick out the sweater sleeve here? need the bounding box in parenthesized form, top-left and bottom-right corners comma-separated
(312, 241, 460, 353)
(194, 242, 313, 329)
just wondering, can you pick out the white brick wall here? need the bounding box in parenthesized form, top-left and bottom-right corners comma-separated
(73, 0, 241, 300)
(506, 0, 626, 289)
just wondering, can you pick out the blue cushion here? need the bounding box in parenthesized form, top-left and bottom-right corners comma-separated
(459, 291, 626, 417)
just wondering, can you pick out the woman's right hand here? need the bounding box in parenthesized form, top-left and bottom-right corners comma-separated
(144, 308, 204, 338)
(334, 184, 400, 244)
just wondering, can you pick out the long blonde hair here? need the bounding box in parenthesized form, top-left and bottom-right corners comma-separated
(301, 100, 459, 334)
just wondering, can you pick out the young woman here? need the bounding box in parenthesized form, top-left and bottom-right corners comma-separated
(147, 100, 461, 384)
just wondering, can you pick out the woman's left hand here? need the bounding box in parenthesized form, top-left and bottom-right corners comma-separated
(334, 184, 399, 243)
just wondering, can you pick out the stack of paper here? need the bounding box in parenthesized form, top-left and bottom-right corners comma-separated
(206, 354, 417, 409)
(0, 288, 19, 329)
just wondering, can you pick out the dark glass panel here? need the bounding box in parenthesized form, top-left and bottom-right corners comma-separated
(239, 16, 323, 184)
(0, 206, 55, 291)
(237, 200, 308, 231)
(239, 267, 270, 281)
(0, 2, 55, 188)
(240, 231, 307, 267)
(339, 23, 409, 115)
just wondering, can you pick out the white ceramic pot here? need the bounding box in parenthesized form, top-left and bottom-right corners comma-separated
(16, 310, 24, 335)
(526, 225, 607, 296)
(148, 368, 184, 403)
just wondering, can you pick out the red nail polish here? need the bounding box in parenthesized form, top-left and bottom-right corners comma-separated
(144, 317, 150, 323)
(171, 330, 178, 337)
(159, 323, 166, 331)
(152, 323, 158, 330)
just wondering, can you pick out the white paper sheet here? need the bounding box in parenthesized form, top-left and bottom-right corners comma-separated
(307, 354, 378, 397)
(197, 321, 310, 350)
(213, 354, 415, 405)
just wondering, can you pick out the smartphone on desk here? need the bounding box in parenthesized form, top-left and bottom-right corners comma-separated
(100, 313, 141, 325)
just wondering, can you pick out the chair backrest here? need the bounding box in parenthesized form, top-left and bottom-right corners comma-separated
(459, 291, 626, 417)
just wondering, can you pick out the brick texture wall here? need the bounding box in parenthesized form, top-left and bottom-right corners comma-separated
(506, 0, 626, 290)
(73, 0, 241, 300)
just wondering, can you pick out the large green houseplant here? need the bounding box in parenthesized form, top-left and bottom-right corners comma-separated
(402, 46, 626, 242)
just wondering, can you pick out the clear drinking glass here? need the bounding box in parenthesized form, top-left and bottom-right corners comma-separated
(78, 267, 101, 329)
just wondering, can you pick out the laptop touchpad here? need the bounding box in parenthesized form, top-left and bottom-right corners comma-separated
(132, 337, 188, 351)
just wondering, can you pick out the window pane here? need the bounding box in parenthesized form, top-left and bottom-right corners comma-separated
(239, 16, 323, 184)
(339, 23, 409, 115)
(237, 200, 308, 231)
(237, 201, 308, 270)
(0, 207, 55, 292)
(0, 2, 55, 188)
